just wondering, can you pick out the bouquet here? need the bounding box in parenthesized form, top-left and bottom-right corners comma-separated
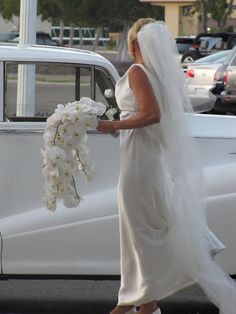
(42, 97, 107, 211)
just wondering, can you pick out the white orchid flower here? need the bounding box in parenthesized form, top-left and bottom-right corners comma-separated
(106, 108, 118, 120)
(63, 195, 80, 208)
(88, 115, 98, 129)
(43, 97, 105, 210)
(86, 171, 96, 182)
(47, 146, 67, 161)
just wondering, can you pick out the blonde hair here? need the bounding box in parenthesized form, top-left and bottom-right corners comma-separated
(127, 18, 156, 58)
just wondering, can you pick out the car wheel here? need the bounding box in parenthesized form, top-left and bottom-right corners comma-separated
(181, 51, 201, 63)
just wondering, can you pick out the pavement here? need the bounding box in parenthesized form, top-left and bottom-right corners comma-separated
(0, 279, 220, 314)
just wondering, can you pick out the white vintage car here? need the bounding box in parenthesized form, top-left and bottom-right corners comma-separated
(0, 45, 235, 278)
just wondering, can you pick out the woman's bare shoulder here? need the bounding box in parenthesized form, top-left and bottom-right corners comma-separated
(128, 64, 149, 86)
(128, 63, 146, 75)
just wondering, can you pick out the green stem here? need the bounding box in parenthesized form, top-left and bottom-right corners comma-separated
(76, 149, 88, 176)
(71, 176, 80, 200)
(53, 121, 63, 146)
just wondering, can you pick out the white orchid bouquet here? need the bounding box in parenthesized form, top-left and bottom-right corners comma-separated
(42, 97, 107, 211)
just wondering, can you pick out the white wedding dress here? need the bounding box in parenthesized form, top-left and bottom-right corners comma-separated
(115, 63, 225, 306)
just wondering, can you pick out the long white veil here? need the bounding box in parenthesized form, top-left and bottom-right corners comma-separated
(137, 21, 236, 314)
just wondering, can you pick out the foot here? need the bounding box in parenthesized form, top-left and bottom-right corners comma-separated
(136, 300, 159, 314)
(110, 305, 135, 314)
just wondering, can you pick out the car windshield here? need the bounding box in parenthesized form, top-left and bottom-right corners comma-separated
(194, 50, 231, 64)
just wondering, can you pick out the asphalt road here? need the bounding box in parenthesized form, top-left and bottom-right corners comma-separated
(0, 279, 220, 314)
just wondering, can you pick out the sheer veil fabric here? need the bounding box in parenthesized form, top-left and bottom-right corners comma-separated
(137, 21, 236, 314)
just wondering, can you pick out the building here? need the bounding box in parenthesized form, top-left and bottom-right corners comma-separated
(140, 0, 236, 37)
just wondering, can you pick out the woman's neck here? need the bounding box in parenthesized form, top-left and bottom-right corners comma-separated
(134, 56, 143, 64)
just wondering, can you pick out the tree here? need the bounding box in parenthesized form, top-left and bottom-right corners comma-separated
(218, 0, 234, 31)
(199, 0, 208, 32)
(196, 0, 234, 32)
(38, 0, 83, 46)
(0, 0, 20, 21)
(207, 0, 234, 31)
(111, 0, 164, 62)
(111, 0, 163, 28)
(78, 0, 163, 53)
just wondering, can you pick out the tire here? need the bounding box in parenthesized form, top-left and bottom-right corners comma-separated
(181, 51, 201, 64)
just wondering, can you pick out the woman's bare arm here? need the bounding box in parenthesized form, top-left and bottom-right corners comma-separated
(97, 65, 161, 133)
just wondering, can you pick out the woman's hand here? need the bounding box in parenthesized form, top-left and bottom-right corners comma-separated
(97, 120, 117, 134)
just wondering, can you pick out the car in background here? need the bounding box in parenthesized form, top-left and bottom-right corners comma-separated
(221, 61, 236, 108)
(175, 36, 195, 59)
(181, 32, 236, 64)
(0, 32, 19, 43)
(0, 31, 58, 46)
(211, 45, 236, 114)
(185, 50, 231, 112)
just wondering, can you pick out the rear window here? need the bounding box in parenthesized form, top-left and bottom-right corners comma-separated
(194, 50, 230, 64)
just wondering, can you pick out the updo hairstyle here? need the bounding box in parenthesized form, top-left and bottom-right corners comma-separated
(127, 17, 156, 58)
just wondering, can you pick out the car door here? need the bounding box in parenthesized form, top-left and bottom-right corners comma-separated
(0, 60, 121, 276)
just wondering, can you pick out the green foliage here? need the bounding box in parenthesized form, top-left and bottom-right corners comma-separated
(38, 0, 83, 25)
(196, 0, 233, 30)
(206, 0, 228, 26)
(0, 0, 164, 30)
(39, 0, 164, 30)
(0, 0, 20, 20)
(38, 0, 62, 22)
(112, 0, 163, 25)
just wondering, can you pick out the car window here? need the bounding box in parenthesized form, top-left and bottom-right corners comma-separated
(199, 37, 222, 50)
(4, 62, 118, 121)
(194, 50, 230, 64)
(95, 68, 119, 119)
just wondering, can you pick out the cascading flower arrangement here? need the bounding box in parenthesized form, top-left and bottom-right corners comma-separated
(42, 97, 107, 211)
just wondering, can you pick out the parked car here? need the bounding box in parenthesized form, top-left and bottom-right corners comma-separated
(0, 31, 58, 46)
(185, 50, 231, 112)
(0, 45, 235, 277)
(181, 32, 236, 64)
(211, 45, 236, 114)
(175, 36, 195, 59)
(221, 63, 236, 107)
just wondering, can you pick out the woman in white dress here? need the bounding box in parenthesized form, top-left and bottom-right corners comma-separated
(97, 18, 236, 314)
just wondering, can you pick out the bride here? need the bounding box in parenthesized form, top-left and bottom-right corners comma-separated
(97, 18, 236, 314)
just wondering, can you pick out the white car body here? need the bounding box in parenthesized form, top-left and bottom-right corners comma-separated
(0, 46, 235, 277)
(186, 50, 231, 108)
